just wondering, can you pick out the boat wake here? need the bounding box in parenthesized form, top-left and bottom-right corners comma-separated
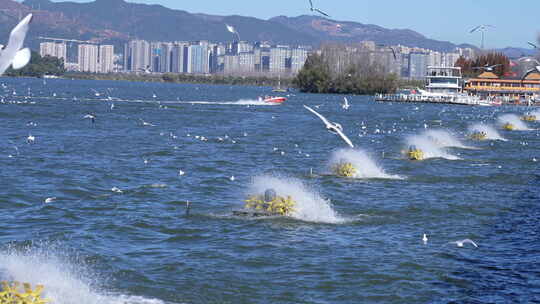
(0, 243, 165, 304)
(468, 123, 507, 141)
(405, 134, 460, 160)
(498, 114, 532, 131)
(247, 175, 346, 224)
(182, 99, 276, 106)
(327, 149, 404, 180)
(422, 129, 475, 149)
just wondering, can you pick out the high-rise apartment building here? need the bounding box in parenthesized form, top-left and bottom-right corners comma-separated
(409, 52, 428, 80)
(99, 45, 115, 73)
(78, 44, 99, 73)
(269, 46, 290, 75)
(40, 42, 67, 64)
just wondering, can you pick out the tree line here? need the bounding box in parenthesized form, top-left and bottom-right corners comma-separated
(454, 52, 511, 78)
(292, 44, 404, 95)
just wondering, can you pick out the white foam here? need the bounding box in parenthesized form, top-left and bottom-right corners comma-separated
(497, 114, 532, 131)
(327, 148, 403, 179)
(468, 123, 507, 141)
(422, 129, 473, 149)
(248, 175, 345, 224)
(0, 244, 165, 304)
(405, 134, 460, 160)
(184, 99, 275, 106)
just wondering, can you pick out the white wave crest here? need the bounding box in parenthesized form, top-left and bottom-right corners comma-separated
(327, 148, 403, 179)
(0, 244, 165, 304)
(468, 123, 507, 141)
(248, 175, 345, 224)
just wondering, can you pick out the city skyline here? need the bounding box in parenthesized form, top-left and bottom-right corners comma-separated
(43, 0, 540, 49)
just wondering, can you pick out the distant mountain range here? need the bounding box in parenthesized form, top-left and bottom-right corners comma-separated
(0, 0, 532, 57)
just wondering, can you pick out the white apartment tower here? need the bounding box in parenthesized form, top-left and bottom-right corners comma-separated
(78, 44, 99, 73)
(99, 45, 115, 73)
(40, 42, 67, 64)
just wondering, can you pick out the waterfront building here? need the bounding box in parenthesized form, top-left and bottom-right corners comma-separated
(464, 71, 540, 101)
(290, 47, 309, 74)
(269, 46, 290, 75)
(78, 44, 99, 73)
(409, 52, 428, 80)
(127, 40, 151, 72)
(40, 42, 67, 64)
(99, 45, 115, 73)
(159, 43, 174, 73)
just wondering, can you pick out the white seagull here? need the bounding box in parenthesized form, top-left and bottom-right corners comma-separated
(303, 105, 354, 148)
(342, 97, 350, 110)
(83, 113, 96, 124)
(0, 14, 33, 76)
(472, 64, 502, 72)
(309, 0, 330, 17)
(422, 234, 428, 245)
(139, 118, 155, 127)
(448, 239, 478, 248)
(225, 24, 241, 41)
(26, 134, 35, 144)
(521, 65, 540, 82)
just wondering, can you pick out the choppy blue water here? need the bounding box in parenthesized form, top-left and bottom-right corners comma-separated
(0, 77, 539, 304)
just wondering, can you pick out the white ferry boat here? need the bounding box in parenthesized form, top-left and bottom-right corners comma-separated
(376, 67, 493, 106)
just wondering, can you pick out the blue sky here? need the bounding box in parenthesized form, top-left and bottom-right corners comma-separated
(47, 0, 539, 48)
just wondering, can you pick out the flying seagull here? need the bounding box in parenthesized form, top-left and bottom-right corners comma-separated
(377, 44, 397, 60)
(342, 97, 350, 110)
(472, 64, 502, 72)
(448, 239, 478, 248)
(309, 0, 330, 17)
(225, 24, 241, 41)
(304, 105, 354, 148)
(521, 65, 540, 82)
(528, 42, 538, 49)
(0, 14, 33, 76)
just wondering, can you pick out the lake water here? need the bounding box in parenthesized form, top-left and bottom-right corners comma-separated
(0, 77, 539, 304)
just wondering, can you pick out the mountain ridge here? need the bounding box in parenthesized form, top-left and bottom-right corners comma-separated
(0, 0, 477, 52)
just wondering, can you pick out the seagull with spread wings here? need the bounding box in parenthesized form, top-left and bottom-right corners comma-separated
(0, 14, 33, 76)
(304, 105, 354, 148)
(472, 64, 502, 72)
(309, 0, 330, 17)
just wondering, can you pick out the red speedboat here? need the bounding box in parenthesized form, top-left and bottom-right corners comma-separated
(260, 95, 287, 104)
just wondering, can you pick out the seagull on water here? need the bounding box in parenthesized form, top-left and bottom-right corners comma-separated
(308, 0, 330, 17)
(0, 14, 33, 76)
(84, 113, 96, 124)
(139, 118, 155, 127)
(448, 239, 478, 248)
(178, 170, 185, 176)
(26, 134, 35, 144)
(304, 105, 354, 148)
(342, 97, 350, 110)
(422, 234, 428, 245)
(44, 197, 57, 204)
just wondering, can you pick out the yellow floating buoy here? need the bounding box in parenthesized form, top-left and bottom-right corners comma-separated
(244, 194, 296, 216)
(503, 123, 515, 131)
(470, 131, 487, 141)
(408, 149, 424, 161)
(521, 115, 537, 122)
(333, 162, 357, 178)
(0, 281, 49, 304)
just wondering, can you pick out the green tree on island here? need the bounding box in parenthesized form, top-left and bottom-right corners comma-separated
(293, 44, 400, 95)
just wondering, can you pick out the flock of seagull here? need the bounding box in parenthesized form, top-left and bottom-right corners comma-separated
(1, 7, 537, 252)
